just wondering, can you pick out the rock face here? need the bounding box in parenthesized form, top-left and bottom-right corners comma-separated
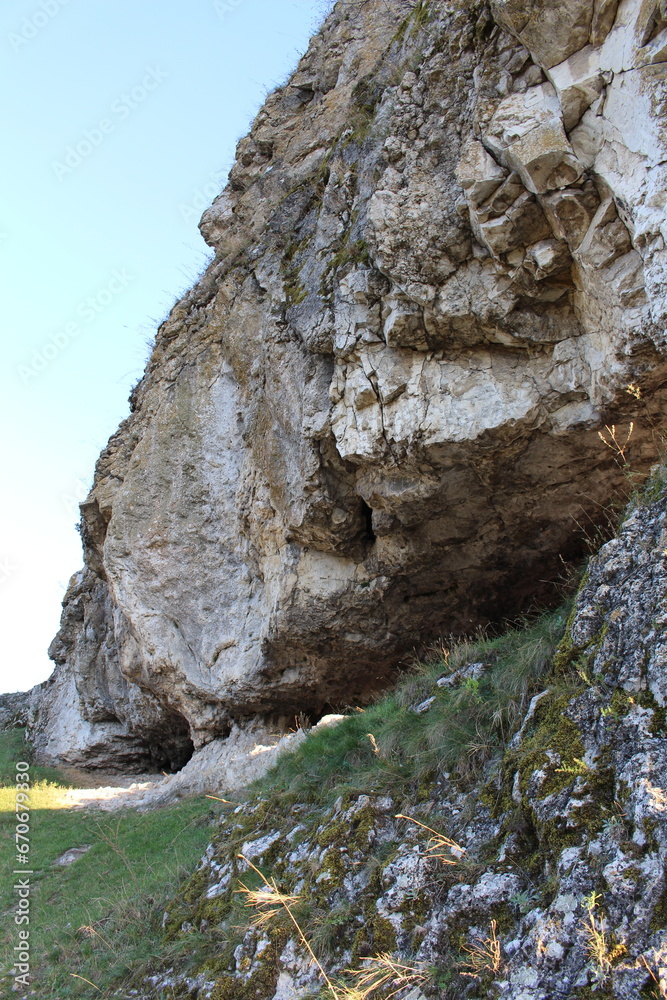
(30, 0, 667, 767)
(0, 692, 31, 731)
(142, 473, 667, 1000)
(35, 569, 195, 771)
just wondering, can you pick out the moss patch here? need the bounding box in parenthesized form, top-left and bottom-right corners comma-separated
(502, 693, 586, 802)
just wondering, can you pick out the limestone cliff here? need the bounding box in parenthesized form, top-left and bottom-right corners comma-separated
(30, 0, 667, 769)
(141, 470, 667, 1000)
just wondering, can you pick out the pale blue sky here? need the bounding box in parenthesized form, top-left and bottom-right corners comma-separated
(0, 0, 330, 692)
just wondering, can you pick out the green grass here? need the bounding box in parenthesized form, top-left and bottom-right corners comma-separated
(0, 730, 224, 998)
(0, 605, 569, 997)
(0, 727, 69, 789)
(629, 461, 667, 508)
(250, 606, 568, 807)
(155, 605, 572, 995)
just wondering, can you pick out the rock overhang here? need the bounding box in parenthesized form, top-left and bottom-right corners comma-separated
(27, 0, 667, 766)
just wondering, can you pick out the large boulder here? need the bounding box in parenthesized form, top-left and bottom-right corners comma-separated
(29, 0, 667, 764)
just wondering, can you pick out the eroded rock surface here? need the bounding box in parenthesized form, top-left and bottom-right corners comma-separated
(0, 692, 31, 730)
(139, 473, 667, 1000)
(29, 0, 667, 765)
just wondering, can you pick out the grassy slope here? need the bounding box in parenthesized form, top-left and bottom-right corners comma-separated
(0, 731, 224, 998)
(1, 487, 660, 998)
(0, 600, 580, 1000)
(152, 604, 574, 999)
(0, 608, 569, 999)
(253, 606, 568, 806)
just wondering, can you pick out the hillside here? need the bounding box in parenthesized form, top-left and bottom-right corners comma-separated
(3, 472, 666, 998)
(5, 0, 667, 996)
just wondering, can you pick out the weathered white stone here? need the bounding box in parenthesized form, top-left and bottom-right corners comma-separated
(456, 139, 508, 206)
(546, 45, 605, 129)
(491, 0, 594, 68)
(483, 84, 583, 193)
(540, 184, 600, 248)
(383, 296, 427, 349)
(149, 478, 667, 999)
(591, 0, 621, 46)
(412, 696, 435, 714)
(524, 237, 570, 277)
(577, 197, 632, 269)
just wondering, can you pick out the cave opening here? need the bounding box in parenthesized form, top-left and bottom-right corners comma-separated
(360, 499, 376, 547)
(145, 711, 195, 773)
